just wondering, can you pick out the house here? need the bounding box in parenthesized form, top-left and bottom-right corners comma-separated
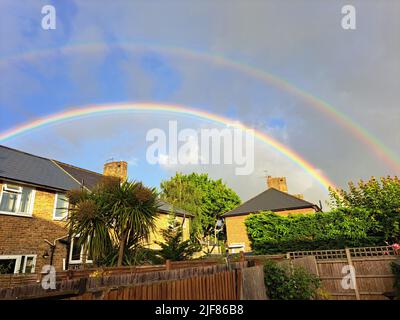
(0, 145, 192, 274)
(222, 176, 320, 253)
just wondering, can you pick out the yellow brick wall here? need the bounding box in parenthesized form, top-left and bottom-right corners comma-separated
(0, 181, 68, 273)
(275, 207, 316, 216)
(225, 207, 316, 252)
(147, 214, 191, 250)
(225, 215, 252, 252)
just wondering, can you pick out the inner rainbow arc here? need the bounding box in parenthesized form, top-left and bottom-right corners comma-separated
(0, 102, 336, 192)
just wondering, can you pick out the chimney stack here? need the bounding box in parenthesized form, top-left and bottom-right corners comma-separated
(266, 176, 288, 193)
(103, 161, 128, 182)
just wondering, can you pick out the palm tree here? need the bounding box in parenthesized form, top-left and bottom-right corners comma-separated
(67, 178, 160, 267)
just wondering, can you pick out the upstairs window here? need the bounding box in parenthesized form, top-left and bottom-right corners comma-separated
(0, 184, 35, 217)
(53, 193, 69, 220)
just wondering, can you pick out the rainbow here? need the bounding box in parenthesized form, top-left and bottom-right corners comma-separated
(1, 42, 399, 172)
(0, 102, 336, 191)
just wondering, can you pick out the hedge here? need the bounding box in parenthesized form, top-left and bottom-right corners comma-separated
(245, 208, 387, 254)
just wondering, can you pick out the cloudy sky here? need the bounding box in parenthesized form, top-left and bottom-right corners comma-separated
(0, 0, 399, 206)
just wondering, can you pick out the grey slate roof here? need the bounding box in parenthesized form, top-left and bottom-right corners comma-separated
(158, 200, 194, 217)
(54, 161, 104, 191)
(0, 145, 81, 191)
(0, 144, 194, 217)
(222, 188, 318, 217)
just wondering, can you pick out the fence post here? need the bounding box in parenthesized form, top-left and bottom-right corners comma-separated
(239, 251, 245, 263)
(345, 248, 360, 300)
(166, 260, 171, 271)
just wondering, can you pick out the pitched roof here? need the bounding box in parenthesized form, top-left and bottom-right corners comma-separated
(53, 160, 104, 191)
(0, 145, 81, 191)
(0, 144, 194, 217)
(222, 188, 317, 217)
(158, 201, 194, 217)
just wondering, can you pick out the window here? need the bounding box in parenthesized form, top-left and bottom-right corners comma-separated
(0, 255, 36, 274)
(0, 184, 35, 217)
(0, 258, 17, 274)
(53, 193, 69, 220)
(70, 236, 83, 263)
(69, 236, 93, 264)
(228, 243, 245, 254)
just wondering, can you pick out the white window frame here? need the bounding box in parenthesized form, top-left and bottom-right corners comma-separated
(0, 254, 36, 274)
(69, 236, 93, 264)
(22, 255, 37, 273)
(69, 236, 83, 264)
(228, 243, 245, 254)
(53, 192, 69, 221)
(0, 183, 36, 217)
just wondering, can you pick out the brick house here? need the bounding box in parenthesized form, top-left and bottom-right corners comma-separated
(222, 177, 320, 253)
(0, 145, 192, 274)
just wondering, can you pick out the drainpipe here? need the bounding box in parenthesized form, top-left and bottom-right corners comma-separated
(44, 235, 68, 267)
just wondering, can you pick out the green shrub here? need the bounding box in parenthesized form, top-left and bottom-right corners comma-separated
(155, 222, 200, 261)
(246, 208, 384, 254)
(263, 260, 320, 300)
(391, 258, 400, 298)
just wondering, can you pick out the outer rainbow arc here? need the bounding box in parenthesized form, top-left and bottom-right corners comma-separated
(1, 42, 399, 172)
(0, 102, 336, 191)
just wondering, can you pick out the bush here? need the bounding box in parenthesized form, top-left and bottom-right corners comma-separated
(263, 260, 320, 300)
(391, 258, 400, 298)
(155, 221, 200, 261)
(246, 208, 384, 254)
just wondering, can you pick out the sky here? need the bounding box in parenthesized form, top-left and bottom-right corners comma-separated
(0, 0, 399, 206)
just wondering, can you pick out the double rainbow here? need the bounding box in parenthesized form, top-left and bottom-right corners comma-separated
(1, 42, 399, 172)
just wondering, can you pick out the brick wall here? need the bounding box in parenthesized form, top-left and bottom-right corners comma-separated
(147, 214, 191, 250)
(225, 207, 316, 252)
(0, 180, 194, 273)
(0, 181, 68, 274)
(225, 215, 252, 252)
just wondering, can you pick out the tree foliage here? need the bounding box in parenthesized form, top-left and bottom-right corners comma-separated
(155, 220, 200, 261)
(329, 176, 400, 241)
(67, 179, 160, 266)
(160, 173, 241, 240)
(245, 208, 382, 254)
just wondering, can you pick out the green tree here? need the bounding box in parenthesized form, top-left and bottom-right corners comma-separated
(67, 178, 160, 267)
(329, 176, 400, 241)
(155, 219, 200, 261)
(160, 173, 241, 241)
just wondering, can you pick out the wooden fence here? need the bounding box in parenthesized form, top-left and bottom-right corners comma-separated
(1, 246, 396, 300)
(287, 246, 398, 300)
(71, 268, 240, 300)
(0, 262, 253, 300)
(0, 259, 221, 289)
